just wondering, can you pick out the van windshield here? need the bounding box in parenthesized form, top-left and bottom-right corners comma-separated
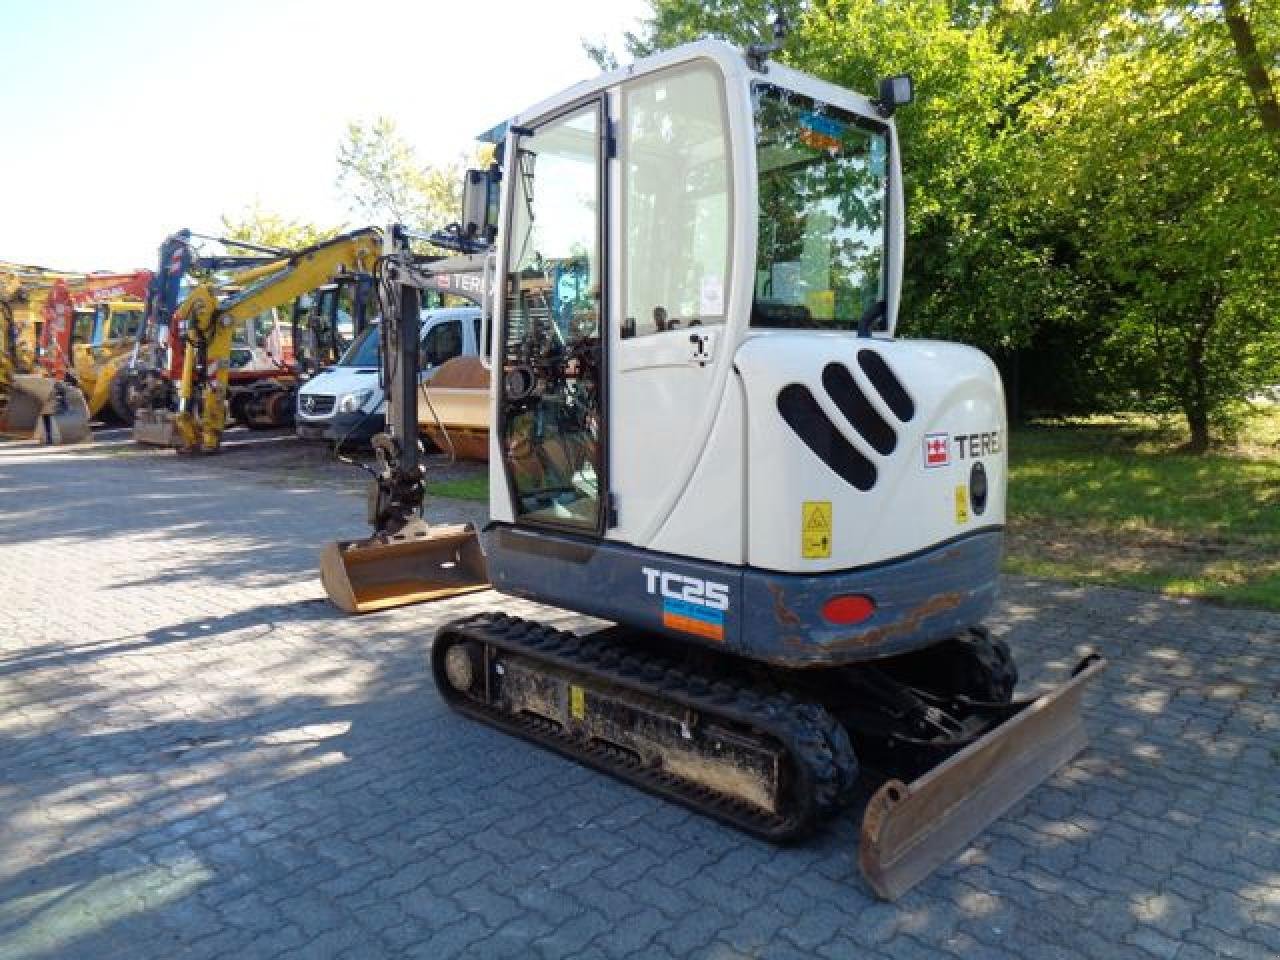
(338, 323, 380, 367)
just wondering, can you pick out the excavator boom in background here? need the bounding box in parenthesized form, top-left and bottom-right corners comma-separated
(130, 228, 380, 451)
(320, 39, 1106, 900)
(38, 270, 151, 378)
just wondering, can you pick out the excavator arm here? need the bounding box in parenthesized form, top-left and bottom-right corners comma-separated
(168, 227, 383, 453)
(320, 225, 491, 613)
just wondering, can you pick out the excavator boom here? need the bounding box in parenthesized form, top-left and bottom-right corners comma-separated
(131, 228, 382, 452)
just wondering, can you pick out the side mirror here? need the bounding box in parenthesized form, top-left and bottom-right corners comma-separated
(876, 74, 914, 117)
(461, 164, 501, 246)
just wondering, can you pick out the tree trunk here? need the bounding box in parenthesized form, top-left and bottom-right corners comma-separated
(1182, 314, 1213, 454)
(1185, 404, 1211, 454)
(1221, 0, 1280, 156)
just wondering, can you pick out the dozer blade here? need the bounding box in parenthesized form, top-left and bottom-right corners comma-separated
(3, 374, 90, 444)
(321, 522, 489, 614)
(858, 654, 1106, 901)
(131, 410, 180, 447)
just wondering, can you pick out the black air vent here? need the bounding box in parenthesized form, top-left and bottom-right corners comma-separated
(777, 384, 877, 491)
(822, 363, 896, 455)
(857, 350, 915, 422)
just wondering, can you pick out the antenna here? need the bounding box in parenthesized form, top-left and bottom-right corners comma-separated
(745, 4, 790, 73)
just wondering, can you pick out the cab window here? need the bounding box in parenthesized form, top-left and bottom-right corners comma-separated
(108, 309, 143, 342)
(72, 309, 94, 345)
(620, 63, 731, 338)
(422, 319, 462, 368)
(500, 102, 604, 531)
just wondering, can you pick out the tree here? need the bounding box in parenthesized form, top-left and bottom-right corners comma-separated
(335, 117, 464, 230)
(1218, 0, 1279, 154)
(1012, 3, 1280, 450)
(581, 37, 620, 71)
(220, 202, 337, 252)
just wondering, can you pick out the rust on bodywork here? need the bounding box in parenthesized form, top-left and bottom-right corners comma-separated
(767, 581, 803, 628)
(824, 591, 964, 651)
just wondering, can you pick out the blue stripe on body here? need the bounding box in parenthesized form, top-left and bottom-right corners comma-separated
(662, 598, 725, 625)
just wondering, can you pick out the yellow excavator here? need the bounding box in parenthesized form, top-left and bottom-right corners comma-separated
(320, 38, 1106, 900)
(62, 297, 149, 423)
(131, 228, 382, 452)
(0, 265, 93, 443)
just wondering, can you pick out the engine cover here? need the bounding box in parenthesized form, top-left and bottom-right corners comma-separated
(734, 333, 1007, 573)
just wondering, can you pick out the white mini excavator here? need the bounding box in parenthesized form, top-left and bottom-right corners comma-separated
(321, 38, 1105, 900)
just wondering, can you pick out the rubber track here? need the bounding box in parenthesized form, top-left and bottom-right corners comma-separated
(433, 612, 858, 843)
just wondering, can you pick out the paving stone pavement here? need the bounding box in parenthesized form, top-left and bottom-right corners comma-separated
(1, 438, 1278, 960)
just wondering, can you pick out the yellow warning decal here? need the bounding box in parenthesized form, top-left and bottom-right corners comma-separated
(954, 485, 969, 524)
(802, 500, 833, 559)
(569, 684, 586, 721)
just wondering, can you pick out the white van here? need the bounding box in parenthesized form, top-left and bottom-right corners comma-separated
(296, 306, 482, 447)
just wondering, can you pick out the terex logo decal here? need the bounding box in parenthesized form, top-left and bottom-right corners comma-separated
(953, 431, 1002, 459)
(924, 433, 950, 467)
(925, 430, 1003, 467)
(642, 568, 727, 642)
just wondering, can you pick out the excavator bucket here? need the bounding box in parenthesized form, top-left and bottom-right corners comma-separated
(320, 522, 489, 614)
(131, 410, 180, 447)
(859, 655, 1106, 900)
(420, 357, 491, 462)
(2, 374, 91, 444)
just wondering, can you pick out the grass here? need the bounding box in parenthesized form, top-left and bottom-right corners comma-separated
(429, 474, 489, 502)
(1004, 407, 1280, 609)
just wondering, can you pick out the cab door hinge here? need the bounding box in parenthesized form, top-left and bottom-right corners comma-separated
(604, 119, 617, 159)
(607, 492, 619, 528)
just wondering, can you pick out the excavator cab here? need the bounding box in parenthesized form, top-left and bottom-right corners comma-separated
(291, 277, 373, 376)
(322, 40, 1104, 899)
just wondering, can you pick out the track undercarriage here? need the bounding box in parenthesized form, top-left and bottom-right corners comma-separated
(433, 613, 1104, 897)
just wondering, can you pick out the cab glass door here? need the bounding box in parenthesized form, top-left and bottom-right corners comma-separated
(499, 101, 606, 532)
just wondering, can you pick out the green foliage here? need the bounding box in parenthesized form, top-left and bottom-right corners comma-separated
(219, 202, 338, 252)
(625, 0, 783, 54)
(581, 36, 620, 71)
(628, 0, 1280, 449)
(1014, 3, 1280, 448)
(335, 117, 465, 231)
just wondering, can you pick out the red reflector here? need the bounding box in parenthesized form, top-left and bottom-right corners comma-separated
(822, 594, 876, 625)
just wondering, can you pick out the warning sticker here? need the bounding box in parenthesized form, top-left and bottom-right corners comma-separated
(570, 684, 586, 721)
(954, 485, 969, 524)
(802, 500, 833, 559)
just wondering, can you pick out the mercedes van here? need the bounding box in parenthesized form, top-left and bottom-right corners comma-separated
(296, 306, 481, 447)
